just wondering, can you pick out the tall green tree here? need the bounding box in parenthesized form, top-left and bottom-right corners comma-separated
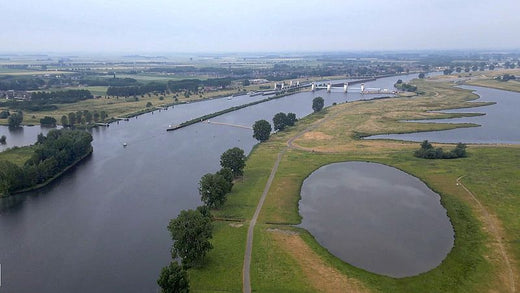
(167, 209, 213, 267)
(157, 262, 190, 293)
(60, 115, 69, 127)
(220, 147, 246, 177)
(286, 113, 297, 126)
(198, 173, 230, 208)
(272, 112, 288, 131)
(8, 111, 23, 127)
(252, 120, 271, 142)
(312, 97, 324, 112)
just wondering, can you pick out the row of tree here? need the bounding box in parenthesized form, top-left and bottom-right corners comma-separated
(158, 147, 247, 292)
(0, 129, 93, 195)
(414, 140, 467, 159)
(61, 110, 108, 127)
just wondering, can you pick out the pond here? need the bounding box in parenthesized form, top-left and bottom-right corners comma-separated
(299, 162, 454, 277)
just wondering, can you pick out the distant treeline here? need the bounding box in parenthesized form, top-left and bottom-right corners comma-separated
(80, 77, 138, 87)
(107, 82, 167, 96)
(106, 78, 233, 96)
(0, 129, 93, 196)
(0, 76, 45, 91)
(3, 89, 93, 111)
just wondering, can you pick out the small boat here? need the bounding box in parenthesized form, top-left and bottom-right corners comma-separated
(123, 143, 127, 147)
(227, 96, 232, 100)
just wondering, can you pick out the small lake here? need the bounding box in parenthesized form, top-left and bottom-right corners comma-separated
(299, 162, 454, 277)
(368, 86, 520, 144)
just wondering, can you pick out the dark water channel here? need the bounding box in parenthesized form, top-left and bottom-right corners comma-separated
(299, 162, 454, 277)
(0, 74, 419, 292)
(368, 86, 520, 144)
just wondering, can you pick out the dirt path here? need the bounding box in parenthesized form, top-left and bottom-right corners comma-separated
(242, 150, 285, 293)
(457, 176, 516, 293)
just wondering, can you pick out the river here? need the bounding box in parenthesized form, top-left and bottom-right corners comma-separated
(367, 85, 520, 144)
(0, 73, 427, 292)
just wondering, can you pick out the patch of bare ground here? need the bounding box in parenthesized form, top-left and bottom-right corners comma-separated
(269, 229, 369, 293)
(300, 131, 333, 140)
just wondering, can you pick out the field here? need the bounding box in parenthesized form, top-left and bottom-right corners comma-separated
(0, 145, 34, 166)
(188, 78, 519, 292)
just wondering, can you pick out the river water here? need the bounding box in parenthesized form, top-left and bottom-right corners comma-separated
(367, 86, 520, 144)
(0, 73, 435, 292)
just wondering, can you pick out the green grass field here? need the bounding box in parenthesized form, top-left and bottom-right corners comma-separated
(0, 146, 34, 166)
(188, 79, 519, 292)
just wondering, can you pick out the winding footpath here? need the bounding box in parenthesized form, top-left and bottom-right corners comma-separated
(242, 108, 348, 293)
(456, 176, 516, 293)
(242, 150, 285, 293)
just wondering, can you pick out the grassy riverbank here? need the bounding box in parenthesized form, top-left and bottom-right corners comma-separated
(188, 79, 519, 292)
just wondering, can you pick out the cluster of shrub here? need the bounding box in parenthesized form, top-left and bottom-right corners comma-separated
(394, 79, 417, 92)
(158, 147, 247, 292)
(414, 140, 467, 159)
(0, 129, 93, 195)
(495, 74, 516, 82)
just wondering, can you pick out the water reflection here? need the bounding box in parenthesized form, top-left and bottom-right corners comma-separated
(299, 162, 454, 277)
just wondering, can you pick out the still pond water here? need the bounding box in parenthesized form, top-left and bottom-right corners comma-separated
(299, 162, 454, 277)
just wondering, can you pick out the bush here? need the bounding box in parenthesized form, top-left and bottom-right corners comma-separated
(414, 140, 467, 159)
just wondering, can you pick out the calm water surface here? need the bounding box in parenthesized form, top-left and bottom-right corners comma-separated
(368, 86, 520, 144)
(299, 162, 454, 277)
(0, 74, 418, 292)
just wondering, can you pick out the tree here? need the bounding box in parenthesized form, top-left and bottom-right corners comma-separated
(40, 116, 57, 127)
(167, 209, 213, 267)
(273, 112, 288, 131)
(61, 115, 69, 127)
(220, 148, 246, 177)
(0, 110, 9, 119)
(199, 173, 231, 208)
(396, 79, 403, 84)
(100, 111, 107, 122)
(252, 120, 271, 142)
(146, 102, 153, 108)
(312, 97, 324, 112)
(157, 262, 190, 293)
(418, 73, 425, 79)
(0, 135, 6, 144)
(85, 111, 92, 124)
(68, 112, 76, 126)
(286, 113, 297, 126)
(8, 111, 23, 128)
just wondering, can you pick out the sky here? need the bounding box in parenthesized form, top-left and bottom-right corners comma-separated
(1, 0, 519, 54)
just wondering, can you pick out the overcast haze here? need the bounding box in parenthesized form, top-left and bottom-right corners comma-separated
(1, 0, 519, 53)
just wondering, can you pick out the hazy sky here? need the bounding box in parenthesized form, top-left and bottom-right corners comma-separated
(1, 0, 519, 53)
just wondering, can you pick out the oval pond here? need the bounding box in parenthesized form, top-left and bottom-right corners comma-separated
(299, 161, 454, 277)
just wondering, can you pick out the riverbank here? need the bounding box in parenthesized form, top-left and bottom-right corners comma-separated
(0, 144, 93, 198)
(188, 79, 519, 292)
